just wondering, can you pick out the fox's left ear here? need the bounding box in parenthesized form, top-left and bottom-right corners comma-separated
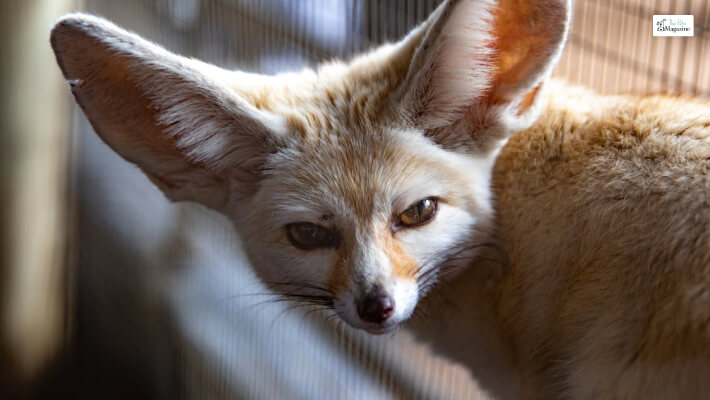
(395, 0, 571, 149)
(51, 14, 285, 211)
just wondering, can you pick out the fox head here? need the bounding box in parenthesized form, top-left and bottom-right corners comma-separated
(51, 0, 569, 334)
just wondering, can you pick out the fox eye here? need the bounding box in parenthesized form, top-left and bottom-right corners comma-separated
(397, 198, 438, 228)
(286, 223, 338, 250)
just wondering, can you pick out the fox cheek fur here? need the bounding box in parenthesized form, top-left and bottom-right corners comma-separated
(50, 0, 570, 332)
(236, 127, 501, 332)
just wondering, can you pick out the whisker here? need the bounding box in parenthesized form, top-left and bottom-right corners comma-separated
(415, 240, 506, 295)
(304, 306, 333, 319)
(264, 281, 334, 294)
(416, 241, 493, 281)
(217, 279, 336, 326)
(215, 291, 281, 306)
(269, 302, 317, 329)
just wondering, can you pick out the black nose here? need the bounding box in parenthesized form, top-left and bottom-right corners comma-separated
(357, 288, 395, 324)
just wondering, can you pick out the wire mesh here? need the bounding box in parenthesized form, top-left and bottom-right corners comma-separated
(65, 1, 710, 399)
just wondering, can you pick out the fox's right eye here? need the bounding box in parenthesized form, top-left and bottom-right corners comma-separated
(286, 223, 338, 250)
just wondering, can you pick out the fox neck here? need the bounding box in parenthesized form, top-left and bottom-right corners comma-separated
(408, 246, 519, 400)
(406, 95, 570, 399)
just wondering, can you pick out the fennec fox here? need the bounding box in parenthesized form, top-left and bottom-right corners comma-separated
(51, 0, 709, 398)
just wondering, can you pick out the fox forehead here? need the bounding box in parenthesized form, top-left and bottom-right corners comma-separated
(222, 54, 495, 226)
(255, 124, 487, 225)
(228, 40, 410, 129)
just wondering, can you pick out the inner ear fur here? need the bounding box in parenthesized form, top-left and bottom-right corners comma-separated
(394, 0, 570, 138)
(50, 14, 284, 210)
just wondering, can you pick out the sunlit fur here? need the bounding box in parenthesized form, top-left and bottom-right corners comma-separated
(409, 81, 710, 399)
(494, 81, 710, 398)
(49, 0, 710, 398)
(51, 0, 570, 336)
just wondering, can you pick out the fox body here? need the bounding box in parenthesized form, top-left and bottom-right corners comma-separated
(414, 82, 710, 399)
(51, 0, 709, 398)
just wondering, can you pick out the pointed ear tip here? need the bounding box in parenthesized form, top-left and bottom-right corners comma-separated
(51, 13, 95, 35)
(50, 13, 117, 52)
(50, 15, 83, 78)
(50, 14, 86, 54)
(50, 13, 124, 80)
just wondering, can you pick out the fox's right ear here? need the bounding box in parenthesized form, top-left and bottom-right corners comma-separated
(50, 14, 285, 211)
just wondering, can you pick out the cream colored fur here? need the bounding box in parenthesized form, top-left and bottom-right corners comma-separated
(50, 0, 709, 398)
(412, 80, 710, 399)
(497, 82, 710, 399)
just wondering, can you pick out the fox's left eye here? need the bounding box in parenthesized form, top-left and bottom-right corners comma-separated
(286, 223, 338, 250)
(397, 198, 438, 228)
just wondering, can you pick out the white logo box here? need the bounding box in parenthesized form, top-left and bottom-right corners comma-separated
(653, 15, 694, 37)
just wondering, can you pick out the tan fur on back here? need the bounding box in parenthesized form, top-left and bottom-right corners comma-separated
(489, 81, 710, 398)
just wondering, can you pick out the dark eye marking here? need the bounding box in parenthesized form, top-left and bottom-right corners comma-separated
(319, 214, 335, 221)
(286, 222, 339, 250)
(393, 198, 439, 231)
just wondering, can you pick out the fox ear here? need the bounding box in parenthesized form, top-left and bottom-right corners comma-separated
(50, 14, 284, 211)
(396, 0, 570, 149)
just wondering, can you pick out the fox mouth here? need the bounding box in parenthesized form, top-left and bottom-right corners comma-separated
(338, 310, 405, 335)
(361, 322, 399, 335)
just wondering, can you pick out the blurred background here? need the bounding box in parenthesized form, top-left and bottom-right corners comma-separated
(1, 0, 709, 399)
